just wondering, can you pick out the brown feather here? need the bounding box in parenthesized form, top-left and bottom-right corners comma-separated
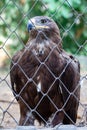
(10, 16, 80, 127)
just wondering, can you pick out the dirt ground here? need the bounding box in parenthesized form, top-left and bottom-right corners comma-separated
(0, 58, 87, 128)
(0, 71, 20, 128)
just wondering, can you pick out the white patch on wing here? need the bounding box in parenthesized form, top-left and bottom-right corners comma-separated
(59, 84, 63, 94)
(14, 83, 16, 92)
(37, 81, 41, 92)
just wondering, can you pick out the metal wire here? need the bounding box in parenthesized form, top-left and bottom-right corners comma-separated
(0, 0, 87, 129)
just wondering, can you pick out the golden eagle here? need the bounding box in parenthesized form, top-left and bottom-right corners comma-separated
(10, 16, 80, 127)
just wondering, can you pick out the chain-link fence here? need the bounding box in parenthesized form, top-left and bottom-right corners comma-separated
(0, 0, 87, 129)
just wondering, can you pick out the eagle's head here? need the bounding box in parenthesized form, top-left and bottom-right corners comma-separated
(27, 16, 62, 55)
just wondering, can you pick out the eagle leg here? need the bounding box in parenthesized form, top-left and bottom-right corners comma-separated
(52, 111, 64, 127)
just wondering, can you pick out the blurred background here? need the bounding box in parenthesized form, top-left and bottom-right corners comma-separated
(0, 0, 87, 128)
(0, 0, 87, 70)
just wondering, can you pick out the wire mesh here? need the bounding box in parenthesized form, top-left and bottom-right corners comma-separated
(0, 0, 87, 129)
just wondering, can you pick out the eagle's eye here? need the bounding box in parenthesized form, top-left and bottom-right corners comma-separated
(41, 19, 47, 24)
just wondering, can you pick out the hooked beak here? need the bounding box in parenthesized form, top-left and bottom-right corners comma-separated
(27, 20, 49, 32)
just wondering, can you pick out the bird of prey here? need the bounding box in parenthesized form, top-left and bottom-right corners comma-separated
(10, 16, 80, 127)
